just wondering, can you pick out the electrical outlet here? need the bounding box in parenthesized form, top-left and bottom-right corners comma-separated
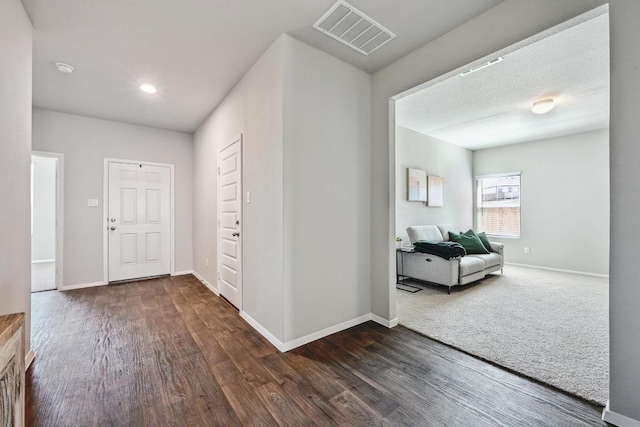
(524, 247, 531, 254)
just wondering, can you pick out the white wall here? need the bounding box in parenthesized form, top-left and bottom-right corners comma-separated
(194, 36, 286, 341)
(0, 0, 32, 354)
(282, 36, 371, 342)
(194, 34, 372, 346)
(395, 127, 473, 243)
(32, 109, 193, 286)
(608, 0, 640, 421)
(31, 156, 57, 262)
(474, 129, 609, 275)
(371, 0, 640, 422)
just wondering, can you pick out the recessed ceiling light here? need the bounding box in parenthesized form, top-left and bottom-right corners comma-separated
(55, 62, 74, 73)
(531, 98, 555, 114)
(139, 84, 157, 94)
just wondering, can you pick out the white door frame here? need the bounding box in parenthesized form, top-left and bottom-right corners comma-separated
(31, 151, 64, 290)
(217, 134, 243, 309)
(103, 158, 175, 283)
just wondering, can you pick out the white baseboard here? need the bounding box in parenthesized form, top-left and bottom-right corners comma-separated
(281, 313, 372, 352)
(371, 313, 398, 328)
(505, 262, 609, 278)
(25, 350, 35, 370)
(239, 311, 286, 352)
(602, 400, 640, 427)
(239, 311, 375, 353)
(60, 281, 107, 291)
(62, 273, 194, 289)
(31, 259, 55, 264)
(171, 270, 193, 276)
(192, 270, 219, 295)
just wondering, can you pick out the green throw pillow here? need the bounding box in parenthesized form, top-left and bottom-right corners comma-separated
(477, 232, 493, 253)
(449, 231, 490, 255)
(463, 229, 493, 253)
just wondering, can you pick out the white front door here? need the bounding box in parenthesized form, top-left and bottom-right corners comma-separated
(108, 161, 171, 282)
(218, 136, 242, 308)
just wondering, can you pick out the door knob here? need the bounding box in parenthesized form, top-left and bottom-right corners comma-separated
(232, 232, 240, 237)
(110, 218, 116, 222)
(110, 226, 116, 231)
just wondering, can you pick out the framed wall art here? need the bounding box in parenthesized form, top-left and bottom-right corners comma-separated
(427, 175, 443, 207)
(407, 168, 427, 202)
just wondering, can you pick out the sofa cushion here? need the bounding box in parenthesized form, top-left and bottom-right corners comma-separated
(406, 225, 443, 244)
(437, 224, 460, 242)
(467, 253, 502, 268)
(449, 232, 490, 254)
(459, 256, 486, 277)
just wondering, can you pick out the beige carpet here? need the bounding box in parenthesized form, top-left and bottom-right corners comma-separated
(396, 265, 609, 405)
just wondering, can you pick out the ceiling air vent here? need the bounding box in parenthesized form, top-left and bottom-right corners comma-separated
(313, 0, 396, 56)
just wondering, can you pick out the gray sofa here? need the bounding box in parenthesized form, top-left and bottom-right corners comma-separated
(401, 224, 504, 293)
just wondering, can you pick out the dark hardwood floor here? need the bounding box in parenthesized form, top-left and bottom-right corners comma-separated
(27, 275, 605, 426)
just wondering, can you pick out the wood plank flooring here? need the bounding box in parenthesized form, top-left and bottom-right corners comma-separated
(26, 274, 605, 426)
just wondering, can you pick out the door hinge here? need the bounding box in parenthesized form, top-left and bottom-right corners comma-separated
(217, 167, 220, 175)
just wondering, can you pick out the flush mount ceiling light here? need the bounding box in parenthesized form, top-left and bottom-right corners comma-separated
(139, 84, 157, 94)
(531, 98, 555, 114)
(55, 62, 74, 73)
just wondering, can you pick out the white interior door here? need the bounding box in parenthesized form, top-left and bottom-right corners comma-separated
(218, 137, 242, 308)
(108, 162, 171, 282)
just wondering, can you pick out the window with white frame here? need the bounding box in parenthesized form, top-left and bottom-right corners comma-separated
(476, 173, 521, 237)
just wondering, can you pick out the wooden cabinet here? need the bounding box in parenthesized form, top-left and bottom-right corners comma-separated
(0, 313, 25, 427)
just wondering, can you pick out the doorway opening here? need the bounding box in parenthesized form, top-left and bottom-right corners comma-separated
(31, 152, 63, 292)
(390, 6, 610, 406)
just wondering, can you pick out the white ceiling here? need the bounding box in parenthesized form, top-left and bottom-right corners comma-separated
(21, 0, 504, 133)
(396, 13, 610, 150)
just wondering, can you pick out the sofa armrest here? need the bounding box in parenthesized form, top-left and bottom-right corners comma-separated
(489, 242, 504, 255)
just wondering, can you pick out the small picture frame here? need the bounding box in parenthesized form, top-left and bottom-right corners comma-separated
(407, 168, 427, 202)
(427, 175, 443, 207)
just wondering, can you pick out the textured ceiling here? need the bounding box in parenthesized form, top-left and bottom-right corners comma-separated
(21, 0, 504, 133)
(396, 13, 610, 150)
